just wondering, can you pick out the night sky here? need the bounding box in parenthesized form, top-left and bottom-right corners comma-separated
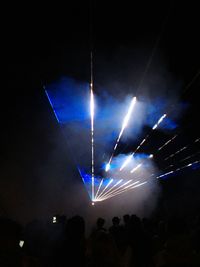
(1, 1, 200, 224)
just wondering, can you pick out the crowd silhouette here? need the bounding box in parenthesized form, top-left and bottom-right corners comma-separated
(0, 212, 200, 266)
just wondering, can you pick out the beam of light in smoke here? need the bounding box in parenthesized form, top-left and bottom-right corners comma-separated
(120, 154, 134, 171)
(156, 159, 200, 179)
(164, 146, 187, 160)
(157, 134, 178, 151)
(90, 84, 95, 200)
(164, 164, 174, 170)
(152, 114, 167, 130)
(94, 179, 104, 200)
(96, 179, 113, 199)
(164, 138, 199, 161)
(156, 170, 174, 178)
(98, 181, 147, 202)
(130, 163, 142, 173)
(97, 179, 123, 200)
(120, 114, 167, 171)
(98, 180, 140, 201)
(90, 51, 95, 201)
(180, 151, 200, 162)
(99, 180, 139, 200)
(105, 97, 137, 172)
(97, 179, 133, 200)
(97, 156, 200, 202)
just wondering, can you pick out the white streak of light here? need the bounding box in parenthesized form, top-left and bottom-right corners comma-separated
(98, 179, 123, 199)
(99, 181, 140, 201)
(158, 134, 178, 151)
(180, 151, 200, 162)
(99, 181, 147, 202)
(94, 179, 104, 200)
(90, 87, 95, 200)
(97, 179, 113, 199)
(156, 170, 174, 179)
(164, 146, 187, 161)
(98, 179, 133, 200)
(106, 97, 136, 171)
(120, 154, 134, 171)
(130, 163, 142, 173)
(152, 114, 167, 130)
(131, 181, 148, 189)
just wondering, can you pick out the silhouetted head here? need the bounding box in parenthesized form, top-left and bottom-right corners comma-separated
(112, 216, 120, 226)
(96, 217, 105, 229)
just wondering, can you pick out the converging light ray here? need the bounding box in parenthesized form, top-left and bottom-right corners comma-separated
(98, 180, 140, 201)
(99, 179, 141, 200)
(97, 179, 113, 199)
(120, 114, 167, 171)
(106, 97, 137, 172)
(98, 179, 133, 200)
(94, 179, 104, 200)
(97, 179, 123, 200)
(98, 181, 147, 202)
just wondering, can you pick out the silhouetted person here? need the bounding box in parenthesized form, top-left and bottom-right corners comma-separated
(88, 217, 120, 267)
(109, 217, 124, 252)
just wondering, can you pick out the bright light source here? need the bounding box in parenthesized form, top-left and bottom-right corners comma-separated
(105, 163, 110, 172)
(149, 154, 154, 158)
(92, 202, 95, 206)
(53, 216, 57, 223)
(19, 240, 24, 248)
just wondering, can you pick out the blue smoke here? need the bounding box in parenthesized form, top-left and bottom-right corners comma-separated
(45, 77, 90, 124)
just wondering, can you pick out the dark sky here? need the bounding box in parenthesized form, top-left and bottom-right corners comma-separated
(1, 1, 200, 223)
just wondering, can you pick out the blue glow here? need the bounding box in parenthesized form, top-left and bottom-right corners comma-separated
(191, 161, 200, 170)
(161, 117, 177, 130)
(45, 78, 89, 124)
